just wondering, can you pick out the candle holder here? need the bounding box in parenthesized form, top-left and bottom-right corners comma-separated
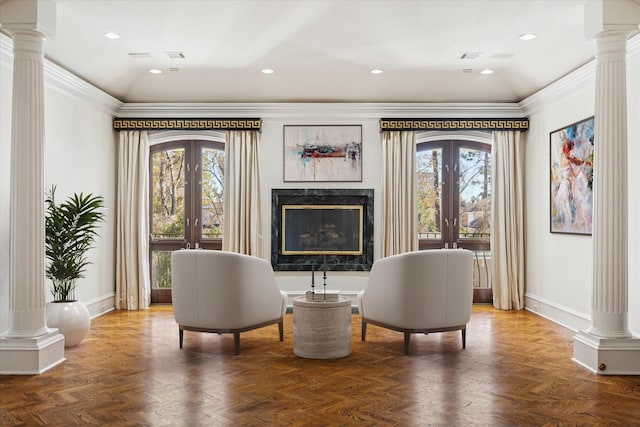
(311, 264, 315, 295)
(323, 254, 327, 301)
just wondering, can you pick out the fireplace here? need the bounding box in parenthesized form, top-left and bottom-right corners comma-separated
(271, 189, 374, 271)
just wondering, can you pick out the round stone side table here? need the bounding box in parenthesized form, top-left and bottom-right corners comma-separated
(293, 295, 352, 359)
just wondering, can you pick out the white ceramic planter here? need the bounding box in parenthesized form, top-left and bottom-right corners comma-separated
(46, 301, 91, 347)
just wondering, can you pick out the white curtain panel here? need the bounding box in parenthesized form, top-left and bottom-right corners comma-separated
(490, 130, 525, 310)
(381, 131, 418, 257)
(115, 130, 150, 310)
(222, 130, 263, 257)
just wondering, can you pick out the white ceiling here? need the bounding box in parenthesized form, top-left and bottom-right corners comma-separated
(36, 0, 602, 103)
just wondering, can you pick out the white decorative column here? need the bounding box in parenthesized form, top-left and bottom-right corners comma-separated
(573, 0, 640, 375)
(0, 0, 65, 374)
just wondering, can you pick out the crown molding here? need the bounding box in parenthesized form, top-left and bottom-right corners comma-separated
(519, 60, 596, 115)
(0, 32, 123, 114)
(0, 31, 12, 69)
(116, 102, 525, 120)
(521, 32, 640, 115)
(628, 31, 640, 65)
(43, 60, 122, 113)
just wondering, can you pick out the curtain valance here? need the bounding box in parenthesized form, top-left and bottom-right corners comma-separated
(379, 118, 528, 132)
(113, 118, 261, 131)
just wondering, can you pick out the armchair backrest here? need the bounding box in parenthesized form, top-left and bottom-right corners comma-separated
(360, 249, 473, 329)
(171, 250, 286, 330)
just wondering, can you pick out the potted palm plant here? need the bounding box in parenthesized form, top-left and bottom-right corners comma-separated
(45, 185, 105, 347)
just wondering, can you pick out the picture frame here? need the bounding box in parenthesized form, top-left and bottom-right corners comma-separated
(283, 125, 362, 182)
(550, 116, 594, 235)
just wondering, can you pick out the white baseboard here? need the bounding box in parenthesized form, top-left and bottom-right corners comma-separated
(85, 293, 115, 319)
(525, 294, 591, 332)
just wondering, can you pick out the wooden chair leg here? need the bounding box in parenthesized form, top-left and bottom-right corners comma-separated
(404, 332, 411, 355)
(462, 327, 466, 349)
(278, 320, 284, 341)
(361, 321, 367, 341)
(179, 327, 184, 349)
(233, 331, 240, 355)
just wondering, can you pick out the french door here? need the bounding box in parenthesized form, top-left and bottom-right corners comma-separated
(149, 140, 224, 303)
(416, 140, 492, 303)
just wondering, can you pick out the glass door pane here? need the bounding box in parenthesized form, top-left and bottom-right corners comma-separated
(150, 146, 187, 303)
(200, 147, 224, 240)
(151, 251, 173, 289)
(457, 147, 491, 240)
(151, 148, 186, 240)
(416, 147, 443, 240)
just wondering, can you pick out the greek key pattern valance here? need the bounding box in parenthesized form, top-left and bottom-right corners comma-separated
(113, 118, 262, 131)
(379, 118, 529, 132)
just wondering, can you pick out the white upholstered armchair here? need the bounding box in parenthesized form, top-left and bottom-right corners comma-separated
(171, 250, 288, 355)
(357, 249, 474, 355)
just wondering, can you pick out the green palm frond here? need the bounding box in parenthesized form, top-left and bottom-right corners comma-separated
(45, 185, 105, 301)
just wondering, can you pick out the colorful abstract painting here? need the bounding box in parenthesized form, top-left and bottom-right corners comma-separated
(550, 116, 594, 234)
(283, 125, 362, 182)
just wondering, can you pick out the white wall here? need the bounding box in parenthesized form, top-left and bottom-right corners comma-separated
(0, 33, 121, 334)
(5, 30, 638, 337)
(259, 117, 382, 301)
(522, 34, 640, 335)
(0, 34, 12, 335)
(43, 87, 118, 315)
(145, 112, 502, 307)
(627, 37, 640, 334)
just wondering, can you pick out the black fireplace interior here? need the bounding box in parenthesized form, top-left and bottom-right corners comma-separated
(271, 188, 374, 271)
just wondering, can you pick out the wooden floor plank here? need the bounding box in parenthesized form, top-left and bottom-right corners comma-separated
(1, 305, 640, 425)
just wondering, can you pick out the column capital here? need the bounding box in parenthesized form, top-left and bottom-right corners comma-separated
(0, 0, 56, 40)
(585, 0, 640, 40)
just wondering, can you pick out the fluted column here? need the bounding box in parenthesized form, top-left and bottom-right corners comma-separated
(573, 0, 640, 374)
(588, 30, 631, 339)
(0, 0, 64, 375)
(5, 29, 49, 338)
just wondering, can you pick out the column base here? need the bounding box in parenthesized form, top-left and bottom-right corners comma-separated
(573, 330, 640, 375)
(0, 330, 65, 375)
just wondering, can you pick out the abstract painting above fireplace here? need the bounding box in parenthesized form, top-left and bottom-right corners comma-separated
(271, 189, 374, 271)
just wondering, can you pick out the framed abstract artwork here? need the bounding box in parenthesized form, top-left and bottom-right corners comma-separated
(283, 125, 362, 182)
(550, 116, 594, 235)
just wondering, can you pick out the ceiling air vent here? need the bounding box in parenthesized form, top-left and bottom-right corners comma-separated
(490, 52, 515, 59)
(459, 52, 481, 60)
(165, 51, 186, 59)
(128, 52, 152, 58)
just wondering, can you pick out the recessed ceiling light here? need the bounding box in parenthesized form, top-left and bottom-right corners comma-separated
(149, 69, 163, 74)
(261, 69, 275, 74)
(519, 33, 537, 41)
(480, 69, 494, 75)
(370, 69, 384, 74)
(104, 32, 120, 40)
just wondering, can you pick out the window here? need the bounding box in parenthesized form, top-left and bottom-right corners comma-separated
(417, 139, 492, 302)
(149, 140, 224, 303)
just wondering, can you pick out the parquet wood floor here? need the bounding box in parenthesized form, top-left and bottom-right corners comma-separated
(1, 305, 640, 426)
